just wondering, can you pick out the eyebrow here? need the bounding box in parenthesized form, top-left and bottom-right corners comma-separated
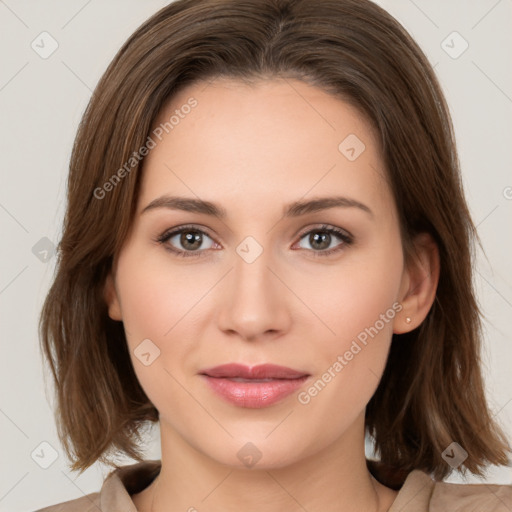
(141, 195, 373, 218)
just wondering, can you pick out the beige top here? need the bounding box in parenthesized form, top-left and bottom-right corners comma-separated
(36, 460, 512, 511)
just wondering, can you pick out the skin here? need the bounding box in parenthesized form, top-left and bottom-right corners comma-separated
(105, 77, 439, 512)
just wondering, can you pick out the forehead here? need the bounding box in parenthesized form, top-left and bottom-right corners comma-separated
(140, 77, 390, 215)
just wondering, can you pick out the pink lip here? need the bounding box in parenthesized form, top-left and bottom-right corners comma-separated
(200, 364, 309, 408)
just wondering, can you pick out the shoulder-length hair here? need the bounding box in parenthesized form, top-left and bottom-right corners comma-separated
(40, 0, 510, 484)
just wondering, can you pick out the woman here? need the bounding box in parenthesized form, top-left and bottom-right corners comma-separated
(37, 0, 511, 510)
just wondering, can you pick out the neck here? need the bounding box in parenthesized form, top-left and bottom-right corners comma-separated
(135, 414, 397, 512)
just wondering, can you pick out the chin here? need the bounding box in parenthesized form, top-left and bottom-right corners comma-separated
(197, 433, 316, 471)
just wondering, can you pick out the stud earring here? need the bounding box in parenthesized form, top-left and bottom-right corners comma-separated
(405, 316, 412, 324)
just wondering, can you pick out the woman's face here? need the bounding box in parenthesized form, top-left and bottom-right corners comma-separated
(106, 77, 412, 468)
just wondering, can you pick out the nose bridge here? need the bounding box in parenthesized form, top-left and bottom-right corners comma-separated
(217, 239, 291, 340)
(233, 242, 272, 296)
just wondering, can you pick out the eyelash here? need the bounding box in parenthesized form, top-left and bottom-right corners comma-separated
(155, 223, 354, 259)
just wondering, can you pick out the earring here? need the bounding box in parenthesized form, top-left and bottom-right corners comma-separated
(405, 316, 412, 324)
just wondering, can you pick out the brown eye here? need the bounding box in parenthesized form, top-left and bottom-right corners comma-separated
(179, 230, 204, 251)
(308, 231, 332, 250)
(296, 225, 353, 256)
(157, 226, 217, 257)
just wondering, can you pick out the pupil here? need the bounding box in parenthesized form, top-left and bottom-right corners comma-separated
(311, 232, 330, 250)
(181, 231, 202, 250)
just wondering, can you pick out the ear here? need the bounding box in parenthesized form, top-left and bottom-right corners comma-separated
(394, 232, 440, 334)
(104, 272, 123, 321)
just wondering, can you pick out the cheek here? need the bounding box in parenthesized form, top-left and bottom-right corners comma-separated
(114, 251, 206, 413)
(296, 242, 403, 404)
(116, 250, 213, 343)
(114, 249, 228, 397)
(306, 245, 403, 347)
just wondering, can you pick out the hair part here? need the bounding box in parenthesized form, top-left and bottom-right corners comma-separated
(40, 0, 510, 483)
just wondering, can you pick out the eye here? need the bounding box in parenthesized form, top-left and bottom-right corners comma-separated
(295, 224, 353, 257)
(156, 225, 219, 257)
(156, 223, 353, 258)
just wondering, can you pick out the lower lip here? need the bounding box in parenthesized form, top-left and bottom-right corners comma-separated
(201, 375, 308, 408)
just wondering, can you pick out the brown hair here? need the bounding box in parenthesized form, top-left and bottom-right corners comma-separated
(40, 0, 510, 483)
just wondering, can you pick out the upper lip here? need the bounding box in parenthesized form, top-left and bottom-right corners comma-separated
(200, 363, 309, 379)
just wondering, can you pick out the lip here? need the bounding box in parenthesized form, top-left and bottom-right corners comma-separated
(199, 364, 310, 408)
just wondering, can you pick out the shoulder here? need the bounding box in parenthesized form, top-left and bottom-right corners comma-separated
(33, 459, 161, 512)
(430, 477, 512, 511)
(34, 492, 100, 512)
(391, 469, 512, 512)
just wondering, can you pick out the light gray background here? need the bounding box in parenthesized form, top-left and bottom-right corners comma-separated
(1, 1, 511, 510)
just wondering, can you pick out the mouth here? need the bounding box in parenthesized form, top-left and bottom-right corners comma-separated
(199, 363, 310, 408)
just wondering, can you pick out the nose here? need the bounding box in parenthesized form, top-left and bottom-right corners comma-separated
(216, 246, 292, 342)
